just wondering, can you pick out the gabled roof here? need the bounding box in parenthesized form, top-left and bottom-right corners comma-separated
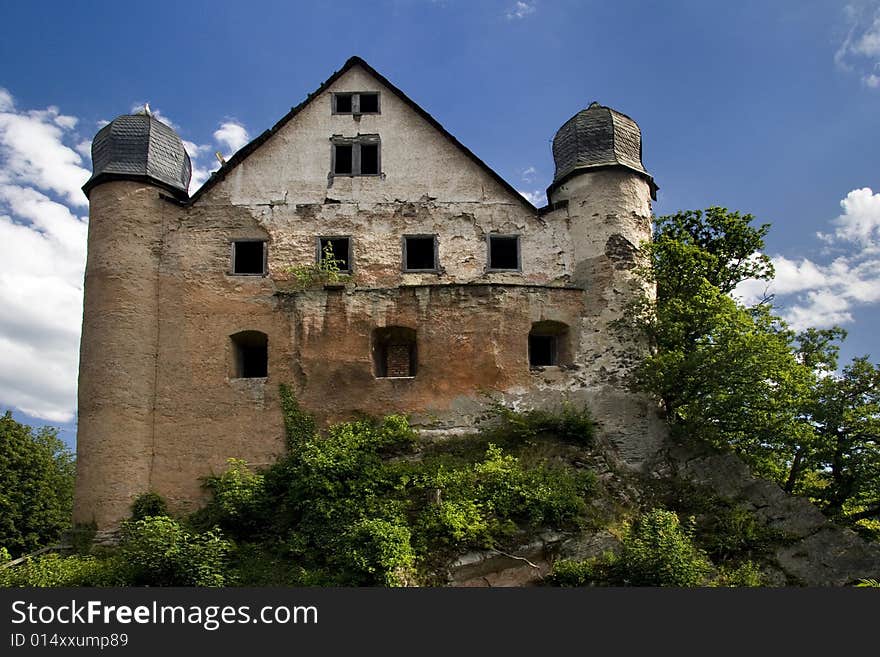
(188, 56, 538, 212)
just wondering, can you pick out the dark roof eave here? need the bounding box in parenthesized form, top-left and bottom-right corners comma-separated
(546, 163, 658, 201)
(186, 56, 537, 213)
(82, 172, 190, 201)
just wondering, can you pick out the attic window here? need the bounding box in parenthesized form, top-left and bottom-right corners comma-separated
(230, 331, 268, 379)
(332, 135, 381, 176)
(231, 240, 266, 275)
(488, 235, 520, 271)
(333, 92, 380, 115)
(318, 236, 352, 272)
(403, 235, 438, 271)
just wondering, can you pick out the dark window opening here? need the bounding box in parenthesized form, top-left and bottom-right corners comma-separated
(232, 241, 266, 275)
(360, 143, 379, 174)
(358, 93, 379, 113)
(404, 236, 437, 271)
(528, 321, 570, 368)
(489, 235, 520, 270)
(333, 92, 380, 115)
(319, 237, 351, 272)
(331, 137, 380, 176)
(334, 143, 353, 174)
(529, 335, 557, 367)
(373, 326, 417, 378)
(231, 331, 268, 378)
(334, 93, 353, 113)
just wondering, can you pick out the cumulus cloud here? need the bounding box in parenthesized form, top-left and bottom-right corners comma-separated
(0, 106, 90, 207)
(0, 94, 90, 421)
(506, 1, 536, 20)
(213, 121, 250, 155)
(521, 166, 537, 184)
(835, 3, 880, 88)
(735, 187, 880, 330)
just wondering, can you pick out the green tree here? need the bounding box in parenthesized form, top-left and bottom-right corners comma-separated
(808, 357, 880, 522)
(631, 208, 814, 482)
(0, 412, 75, 556)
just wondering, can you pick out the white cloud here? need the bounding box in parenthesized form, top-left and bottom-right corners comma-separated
(0, 107, 90, 207)
(521, 165, 537, 183)
(518, 189, 545, 206)
(835, 4, 880, 88)
(213, 121, 249, 155)
(75, 140, 92, 159)
(506, 1, 536, 20)
(735, 186, 880, 330)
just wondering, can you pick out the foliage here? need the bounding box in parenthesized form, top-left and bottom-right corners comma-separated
(130, 492, 169, 521)
(279, 383, 317, 449)
(285, 241, 350, 290)
(628, 207, 880, 530)
(611, 509, 712, 586)
(713, 561, 764, 587)
(855, 578, 879, 588)
(0, 411, 76, 556)
(193, 400, 595, 586)
(119, 516, 232, 587)
(0, 553, 127, 587)
(195, 459, 266, 536)
(479, 399, 597, 447)
(805, 357, 880, 522)
(545, 558, 600, 587)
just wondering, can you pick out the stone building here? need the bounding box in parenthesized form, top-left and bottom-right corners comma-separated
(73, 56, 666, 530)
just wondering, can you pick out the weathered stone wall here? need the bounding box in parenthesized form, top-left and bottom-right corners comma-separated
(73, 181, 180, 527)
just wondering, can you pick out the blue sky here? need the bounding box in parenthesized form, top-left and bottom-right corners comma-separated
(1, 0, 879, 449)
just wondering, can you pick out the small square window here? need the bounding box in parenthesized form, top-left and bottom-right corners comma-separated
(334, 93, 353, 113)
(488, 235, 520, 270)
(358, 93, 379, 113)
(232, 241, 266, 275)
(334, 143, 353, 174)
(319, 237, 351, 272)
(404, 235, 437, 271)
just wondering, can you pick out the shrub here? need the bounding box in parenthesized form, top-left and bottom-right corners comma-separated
(130, 492, 169, 521)
(714, 561, 765, 587)
(120, 516, 232, 587)
(612, 509, 712, 587)
(338, 518, 416, 587)
(197, 459, 267, 536)
(0, 553, 126, 587)
(481, 401, 597, 447)
(546, 558, 601, 587)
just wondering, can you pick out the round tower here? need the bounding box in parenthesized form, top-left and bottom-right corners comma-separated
(73, 112, 191, 530)
(548, 102, 657, 383)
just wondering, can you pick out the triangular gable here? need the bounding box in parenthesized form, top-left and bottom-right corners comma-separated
(188, 56, 537, 211)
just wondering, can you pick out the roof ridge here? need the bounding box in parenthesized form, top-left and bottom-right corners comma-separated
(187, 56, 536, 211)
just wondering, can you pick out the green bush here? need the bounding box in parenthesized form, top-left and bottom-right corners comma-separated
(130, 492, 169, 521)
(481, 401, 597, 447)
(0, 553, 126, 587)
(546, 558, 601, 587)
(196, 459, 267, 536)
(713, 561, 765, 587)
(119, 516, 232, 587)
(338, 518, 415, 587)
(612, 509, 712, 587)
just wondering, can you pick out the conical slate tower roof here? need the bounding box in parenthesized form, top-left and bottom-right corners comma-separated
(550, 102, 656, 198)
(83, 112, 192, 198)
